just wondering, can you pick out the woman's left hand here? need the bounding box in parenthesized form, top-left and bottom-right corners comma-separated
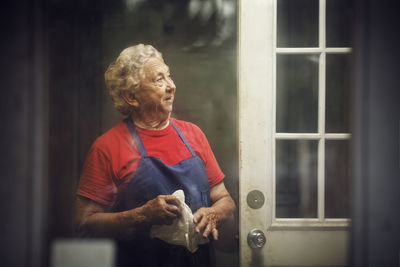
(193, 181, 236, 242)
(193, 207, 220, 240)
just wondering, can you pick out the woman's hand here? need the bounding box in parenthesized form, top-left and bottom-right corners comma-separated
(193, 182, 236, 241)
(74, 194, 181, 239)
(193, 207, 220, 240)
(141, 195, 181, 225)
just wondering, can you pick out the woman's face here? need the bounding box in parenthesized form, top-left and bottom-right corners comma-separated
(134, 57, 176, 118)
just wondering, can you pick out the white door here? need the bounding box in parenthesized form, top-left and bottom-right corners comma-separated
(239, 0, 352, 266)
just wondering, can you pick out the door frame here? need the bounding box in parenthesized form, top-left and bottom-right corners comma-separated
(238, 0, 350, 265)
(238, 0, 275, 265)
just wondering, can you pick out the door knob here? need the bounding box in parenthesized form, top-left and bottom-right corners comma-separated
(247, 229, 266, 249)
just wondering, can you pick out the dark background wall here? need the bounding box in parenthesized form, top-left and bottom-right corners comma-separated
(1, 1, 48, 266)
(352, 0, 400, 266)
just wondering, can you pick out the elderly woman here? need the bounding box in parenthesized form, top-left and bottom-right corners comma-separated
(74, 44, 235, 267)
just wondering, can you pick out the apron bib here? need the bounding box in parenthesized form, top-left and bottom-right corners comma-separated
(113, 118, 213, 267)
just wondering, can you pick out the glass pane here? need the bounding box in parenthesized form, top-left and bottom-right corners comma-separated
(325, 140, 350, 218)
(276, 54, 319, 133)
(326, 0, 352, 47)
(276, 140, 318, 218)
(277, 0, 319, 47)
(326, 54, 351, 133)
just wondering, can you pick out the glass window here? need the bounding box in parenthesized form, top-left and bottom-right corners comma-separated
(277, 0, 319, 47)
(326, 54, 351, 133)
(276, 140, 318, 218)
(325, 140, 350, 218)
(275, 0, 351, 221)
(276, 54, 319, 133)
(326, 0, 352, 47)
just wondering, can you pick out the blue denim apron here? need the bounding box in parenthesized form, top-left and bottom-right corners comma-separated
(114, 118, 213, 267)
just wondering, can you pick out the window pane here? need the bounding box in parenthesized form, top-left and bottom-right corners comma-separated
(276, 140, 318, 218)
(326, 54, 351, 133)
(325, 140, 350, 218)
(326, 0, 352, 47)
(276, 54, 319, 133)
(277, 0, 319, 47)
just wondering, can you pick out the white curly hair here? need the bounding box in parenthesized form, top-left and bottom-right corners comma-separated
(104, 44, 164, 115)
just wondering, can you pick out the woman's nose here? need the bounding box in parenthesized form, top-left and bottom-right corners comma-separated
(166, 78, 176, 93)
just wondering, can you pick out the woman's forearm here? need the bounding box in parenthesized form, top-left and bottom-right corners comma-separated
(210, 194, 237, 252)
(74, 194, 181, 239)
(76, 206, 149, 239)
(211, 194, 235, 224)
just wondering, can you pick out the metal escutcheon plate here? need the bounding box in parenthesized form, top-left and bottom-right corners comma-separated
(247, 190, 265, 209)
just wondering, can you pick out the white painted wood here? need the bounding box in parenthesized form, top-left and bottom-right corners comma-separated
(325, 47, 353, 53)
(275, 133, 351, 139)
(238, 0, 274, 266)
(318, 0, 327, 220)
(325, 133, 352, 139)
(266, 230, 350, 266)
(272, 218, 351, 229)
(272, 0, 278, 225)
(239, 0, 351, 265)
(276, 47, 352, 54)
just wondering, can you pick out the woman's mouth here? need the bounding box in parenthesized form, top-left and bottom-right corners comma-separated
(164, 96, 173, 103)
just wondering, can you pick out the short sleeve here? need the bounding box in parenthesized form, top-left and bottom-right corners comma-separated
(76, 142, 118, 206)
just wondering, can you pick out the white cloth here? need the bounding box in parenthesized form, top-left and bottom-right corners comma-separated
(150, 190, 209, 253)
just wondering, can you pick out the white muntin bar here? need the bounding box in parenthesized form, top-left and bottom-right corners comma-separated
(275, 133, 321, 139)
(276, 47, 322, 54)
(272, 0, 278, 220)
(271, 218, 351, 229)
(326, 47, 352, 53)
(325, 133, 352, 139)
(276, 48, 351, 54)
(275, 47, 352, 54)
(318, 0, 327, 220)
(275, 133, 352, 140)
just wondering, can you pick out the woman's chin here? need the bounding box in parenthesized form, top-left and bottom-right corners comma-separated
(162, 104, 173, 115)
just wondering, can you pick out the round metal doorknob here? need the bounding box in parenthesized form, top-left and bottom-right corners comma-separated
(247, 229, 266, 248)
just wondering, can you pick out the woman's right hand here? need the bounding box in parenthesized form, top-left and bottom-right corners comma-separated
(141, 195, 181, 225)
(74, 195, 181, 239)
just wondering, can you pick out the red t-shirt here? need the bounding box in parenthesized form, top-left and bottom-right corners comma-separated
(77, 118, 225, 207)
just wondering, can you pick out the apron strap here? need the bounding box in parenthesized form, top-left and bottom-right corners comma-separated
(170, 120, 197, 157)
(127, 117, 149, 157)
(127, 118, 196, 158)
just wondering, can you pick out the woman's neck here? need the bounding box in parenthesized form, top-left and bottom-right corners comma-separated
(131, 113, 170, 130)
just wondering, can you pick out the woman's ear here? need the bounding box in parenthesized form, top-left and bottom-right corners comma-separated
(121, 90, 139, 107)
